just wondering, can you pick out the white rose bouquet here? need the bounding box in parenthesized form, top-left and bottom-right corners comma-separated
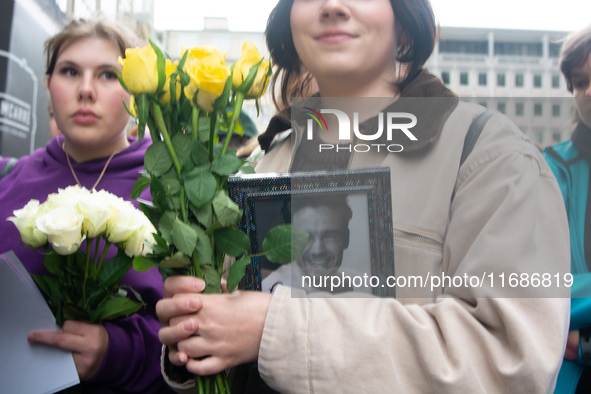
(8, 185, 156, 325)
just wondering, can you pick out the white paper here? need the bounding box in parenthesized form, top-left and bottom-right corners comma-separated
(0, 251, 80, 394)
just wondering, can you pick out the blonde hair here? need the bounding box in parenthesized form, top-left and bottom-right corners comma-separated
(44, 18, 139, 76)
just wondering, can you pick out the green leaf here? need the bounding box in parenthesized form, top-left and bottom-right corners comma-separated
(240, 165, 256, 175)
(201, 264, 221, 289)
(98, 254, 133, 288)
(150, 177, 170, 211)
(184, 167, 217, 208)
(32, 275, 51, 298)
(227, 255, 250, 293)
(263, 224, 310, 264)
(191, 224, 212, 266)
(214, 227, 249, 257)
(145, 141, 173, 177)
(87, 288, 108, 309)
(140, 201, 161, 229)
(122, 285, 145, 305)
(150, 39, 166, 93)
(177, 49, 189, 73)
(99, 297, 143, 320)
(212, 190, 242, 227)
(159, 171, 181, 197)
(190, 202, 213, 228)
(131, 177, 151, 200)
(132, 256, 159, 272)
(160, 252, 191, 268)
(211, 154, 244, 176)
(213, 74, 233, 112)
(158, 211, 176, 244)
(171, 218, 198, 256)
(190, 140, 209, 167)
(171, 133, 193, 168)
(43, 253, 64, 276)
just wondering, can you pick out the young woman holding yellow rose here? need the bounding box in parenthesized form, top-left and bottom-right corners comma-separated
(158, 0, 571, 392)
(0, 19, 174, 393)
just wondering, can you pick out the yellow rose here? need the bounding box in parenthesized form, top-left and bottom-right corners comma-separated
(182, 46, 231, 112)
(161, 59, 181, 105)
(232, 41, 272, 99)
(118, 46, 158, 95)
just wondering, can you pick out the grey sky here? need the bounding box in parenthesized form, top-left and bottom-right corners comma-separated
(154, 0, 590, 33)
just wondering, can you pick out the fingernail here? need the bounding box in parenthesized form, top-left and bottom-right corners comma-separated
(183, 319, 195, 332)
(188, 298, 198, 310)
(27, 334, 35, 342)
(193, 279, 204, 292)
(178, 353, 188, 364)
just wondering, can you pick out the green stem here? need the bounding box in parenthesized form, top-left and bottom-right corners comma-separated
(223, 373, 230, 394)
(96, 241, 111, 277)
(67, 254, 73, 285)
(221, 91, 245, 156)
(179, 186, 188, 222)
(192, 107, 200, 140)
(83, 240, 92, 308)
(215, 373, 227, 394)
(196, 376, 204, 394)
(152, 102, 182, 177)
(94, 237, 100, 270)
(208, 112, 217, 162)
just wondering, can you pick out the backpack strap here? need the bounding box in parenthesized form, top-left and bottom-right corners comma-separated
(452, 109, 497, 202)
(0, 157, 17, 181)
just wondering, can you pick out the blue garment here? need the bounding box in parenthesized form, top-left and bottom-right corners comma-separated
(544, 139, 591, 394)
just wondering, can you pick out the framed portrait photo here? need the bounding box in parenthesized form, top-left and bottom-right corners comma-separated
(228, 168, 395, 297)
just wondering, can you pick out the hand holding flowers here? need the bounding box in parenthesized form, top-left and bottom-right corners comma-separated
(117, 40, 305, 394)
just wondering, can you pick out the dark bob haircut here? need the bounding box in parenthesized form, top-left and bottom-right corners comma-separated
(265, 0, 438, 110)
(560, 24, 591, 93)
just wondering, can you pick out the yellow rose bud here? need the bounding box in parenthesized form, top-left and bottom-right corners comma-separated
(118, 46, 159, 95)
(182, 46, 231, 112)
(232, 41, 272, 99)
(161, 59, 181, 105)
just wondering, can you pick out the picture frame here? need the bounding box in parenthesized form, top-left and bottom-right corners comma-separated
(228, 167, 395, 297)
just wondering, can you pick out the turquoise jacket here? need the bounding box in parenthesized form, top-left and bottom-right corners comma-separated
(545, 140, 591, 394)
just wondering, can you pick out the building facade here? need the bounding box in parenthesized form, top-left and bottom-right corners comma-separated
(426, 27, 575, 146)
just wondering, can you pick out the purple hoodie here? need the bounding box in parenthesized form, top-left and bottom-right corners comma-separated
(0, 136, 174, 394)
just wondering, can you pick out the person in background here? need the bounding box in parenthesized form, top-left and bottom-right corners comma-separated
(0, 18, 172, 394)
(544, 23, 591, 394)
(158, 0, 570, 392)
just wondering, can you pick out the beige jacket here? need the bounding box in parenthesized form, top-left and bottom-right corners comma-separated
(253, 101, 570, 393)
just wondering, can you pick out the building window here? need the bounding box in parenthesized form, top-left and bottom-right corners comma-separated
(552, 131, 562, 142)
(497, 102, 506, 114)
(534, 130, 544, 143)
(497, 73, 506, 87)
(478, 73, 487, 86)
(552, 104, 561, 117)
(549, 42, 562, 58)
(479, 101, 488, 108)
(460, 72, 469, 85)
(441, 71, 450, 85)
(534, 74, 542, 88)
(439, 40, 489, 54)
(552, 74, 560, 88)
(515, 73, 524, 87)
(534, 103, 543, 116)
(516, 102, 525, 116)
(494, 42, 543, 56)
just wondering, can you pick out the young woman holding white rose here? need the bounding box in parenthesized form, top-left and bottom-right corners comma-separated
(158, 0, 572, 393)
(0, 19, 173, 393)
